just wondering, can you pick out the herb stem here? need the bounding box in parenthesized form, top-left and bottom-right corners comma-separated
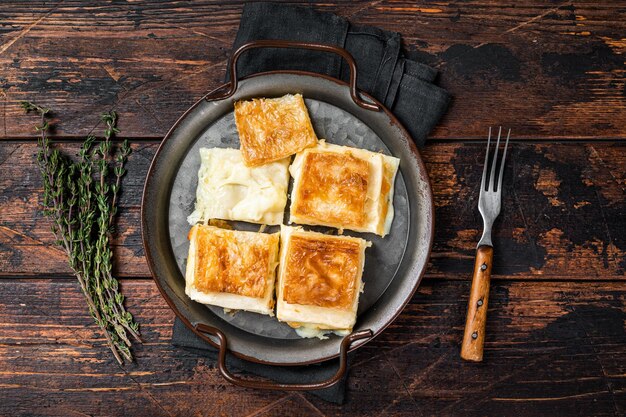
(24, 101, 139, 364)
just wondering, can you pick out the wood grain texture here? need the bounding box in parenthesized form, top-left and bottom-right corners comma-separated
(461, 245, 493, 362)
(1, 141, 623, 279)
(1, 2, 625, 416)
(0, 278, 623, 417)
(0, 1, 625, 139)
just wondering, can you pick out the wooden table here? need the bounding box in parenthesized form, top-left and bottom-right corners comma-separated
(1, 2, 625, 416)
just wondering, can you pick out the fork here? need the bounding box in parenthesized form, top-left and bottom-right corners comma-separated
(460, 127, 511, 362)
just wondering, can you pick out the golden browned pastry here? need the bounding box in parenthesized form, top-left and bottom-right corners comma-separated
(276, 225, 370, 338)
(289, 141, 400, 237)
(185, 224, 280, 315)
(234, 94, 318, 166)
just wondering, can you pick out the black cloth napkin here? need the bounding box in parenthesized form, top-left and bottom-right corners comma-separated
(230, 2, 450, 147)
(171, 2, 450, 404)
(172, 317, 349, 403)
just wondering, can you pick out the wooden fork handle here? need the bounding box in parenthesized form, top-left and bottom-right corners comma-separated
(461, 245, 493, 362)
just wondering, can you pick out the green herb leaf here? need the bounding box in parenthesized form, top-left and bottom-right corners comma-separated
(26, 102, 141, 365)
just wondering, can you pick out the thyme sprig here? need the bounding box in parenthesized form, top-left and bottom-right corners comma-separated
(23, 102, 141, 364)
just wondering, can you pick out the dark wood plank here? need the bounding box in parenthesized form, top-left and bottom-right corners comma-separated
(1, 141, 623, 280)
(1, 1, 625, 139)
(426, 141, 626, 281)
(1, 2, 624, 417)
(322, 279, 626, 417)
(0, 278, 623, 416)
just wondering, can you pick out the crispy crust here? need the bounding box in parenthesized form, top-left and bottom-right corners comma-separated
(191, 225, 278, 298)
(289, 142, 400, 236)
(234, 94, 317, 166)
(276, 226, 370, 333)
(292, 151, 369, 229)
(282, 233, 361, 310)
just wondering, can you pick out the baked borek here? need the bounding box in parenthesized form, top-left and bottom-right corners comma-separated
(187, 148, 289, 226)
(234, 94, 317, 166)
(185, 224, 280, 315)
(289, 141, 400, 236)
(276, 225, 370, 338)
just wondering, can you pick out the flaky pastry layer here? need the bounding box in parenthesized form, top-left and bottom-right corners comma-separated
(276, 225, 370, 336)
(289, 141, 400, 236)
(234, 94, 317, 166)
(185, 224, 279, 315)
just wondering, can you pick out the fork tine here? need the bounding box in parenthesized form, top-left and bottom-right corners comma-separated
(481, 127, 492, 191)
(488, 127, 502, 191)
(497, 129, 511, 192)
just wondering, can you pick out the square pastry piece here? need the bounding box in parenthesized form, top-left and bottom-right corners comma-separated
(185, 224, 280, 315)
(276, 225, 370, 338)
(234, 94, 317, 166)
(187, 148, 289, 226)
(289, 141, 400, 237)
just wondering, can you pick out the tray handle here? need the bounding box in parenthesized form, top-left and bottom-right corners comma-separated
(194, 323, 373, 391)
(203, 39, 381, 111)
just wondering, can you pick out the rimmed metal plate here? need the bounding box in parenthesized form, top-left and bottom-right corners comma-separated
(142, 72, 433, 365)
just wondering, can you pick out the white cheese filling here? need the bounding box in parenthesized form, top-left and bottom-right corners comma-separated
(188, 148, 289, 225)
